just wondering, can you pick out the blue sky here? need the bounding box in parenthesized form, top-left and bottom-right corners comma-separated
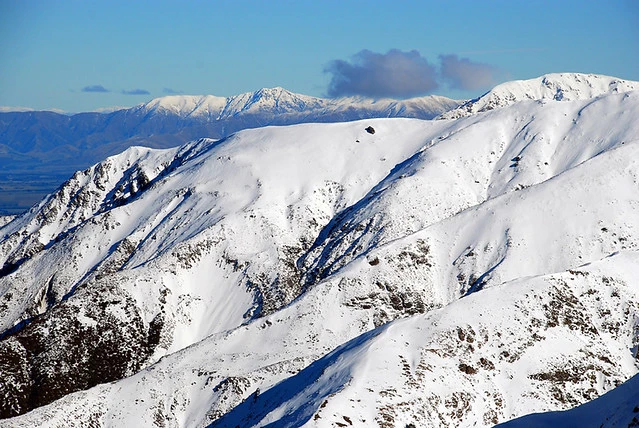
(1, 0, 638, 112)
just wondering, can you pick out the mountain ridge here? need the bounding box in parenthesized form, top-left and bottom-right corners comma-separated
(136, 87, 461, 120)
(439, 72, 639, 119)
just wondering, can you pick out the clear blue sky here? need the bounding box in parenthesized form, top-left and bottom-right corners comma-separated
(1, 0, 638, 112)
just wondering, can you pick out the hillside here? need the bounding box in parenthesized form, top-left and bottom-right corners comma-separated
(1, 73, 638, 426)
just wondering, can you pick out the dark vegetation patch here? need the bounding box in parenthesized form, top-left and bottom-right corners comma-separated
(396, 239, 431, 270)
(344, 278, 429, 327)
(543, 280, 598, 336)
(444, 391, 473, 420)
(528, 360, 607, 406)
(458, 363, 477, 375)
(0, 281, 162, 419)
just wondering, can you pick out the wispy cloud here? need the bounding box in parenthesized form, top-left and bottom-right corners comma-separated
(81, 84, 110, 93)
(122, 88, 150, 95)
(324, 49, 439, 98)
(439, 54, 501, 91)
(163, 88, 184, 95)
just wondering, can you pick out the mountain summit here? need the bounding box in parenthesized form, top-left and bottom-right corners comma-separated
(440, 72, 639, 119)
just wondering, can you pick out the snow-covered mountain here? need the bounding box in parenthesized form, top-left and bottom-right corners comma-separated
(1, 73, 639, 426)
(138, 87, 460, 121)
(440, 72, 639, 119)
(0, 88, 460, 215)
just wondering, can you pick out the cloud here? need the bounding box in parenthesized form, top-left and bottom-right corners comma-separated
(324, 50, 507, 98)
(122, 88, 150, 95)
(439, 54, 500, 91)
(324, 49, 439, 98)
(81, 84, 110, 93)
(163, 88, 184, 95)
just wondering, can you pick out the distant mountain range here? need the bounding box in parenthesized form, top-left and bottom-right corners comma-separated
(0, 89, 460, 214)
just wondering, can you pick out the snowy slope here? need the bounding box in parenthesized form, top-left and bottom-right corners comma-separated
(497, 372, 639, 428)
(1, 74, 639, 426)
(209, 252, 639, 427)
(1, 120, 456, 419)
(440, 73, 638, 119)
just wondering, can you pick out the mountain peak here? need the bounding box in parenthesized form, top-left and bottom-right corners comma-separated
(440, 72, 639, 119)
(253, 86, 291, 96)
(240, 86, 321, 110)
(498, 72, 638, 101)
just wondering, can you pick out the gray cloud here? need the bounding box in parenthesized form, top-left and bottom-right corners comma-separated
(81, 84, 110, 93)
(439, 54, 500, 91)
(122, 89, 150, 95)
(163, 88, 184, 95)
(325, 49, 439, 98)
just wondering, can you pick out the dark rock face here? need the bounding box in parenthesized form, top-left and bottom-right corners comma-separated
(365, 126, 376, 134)
(0, 280, 157, 418)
